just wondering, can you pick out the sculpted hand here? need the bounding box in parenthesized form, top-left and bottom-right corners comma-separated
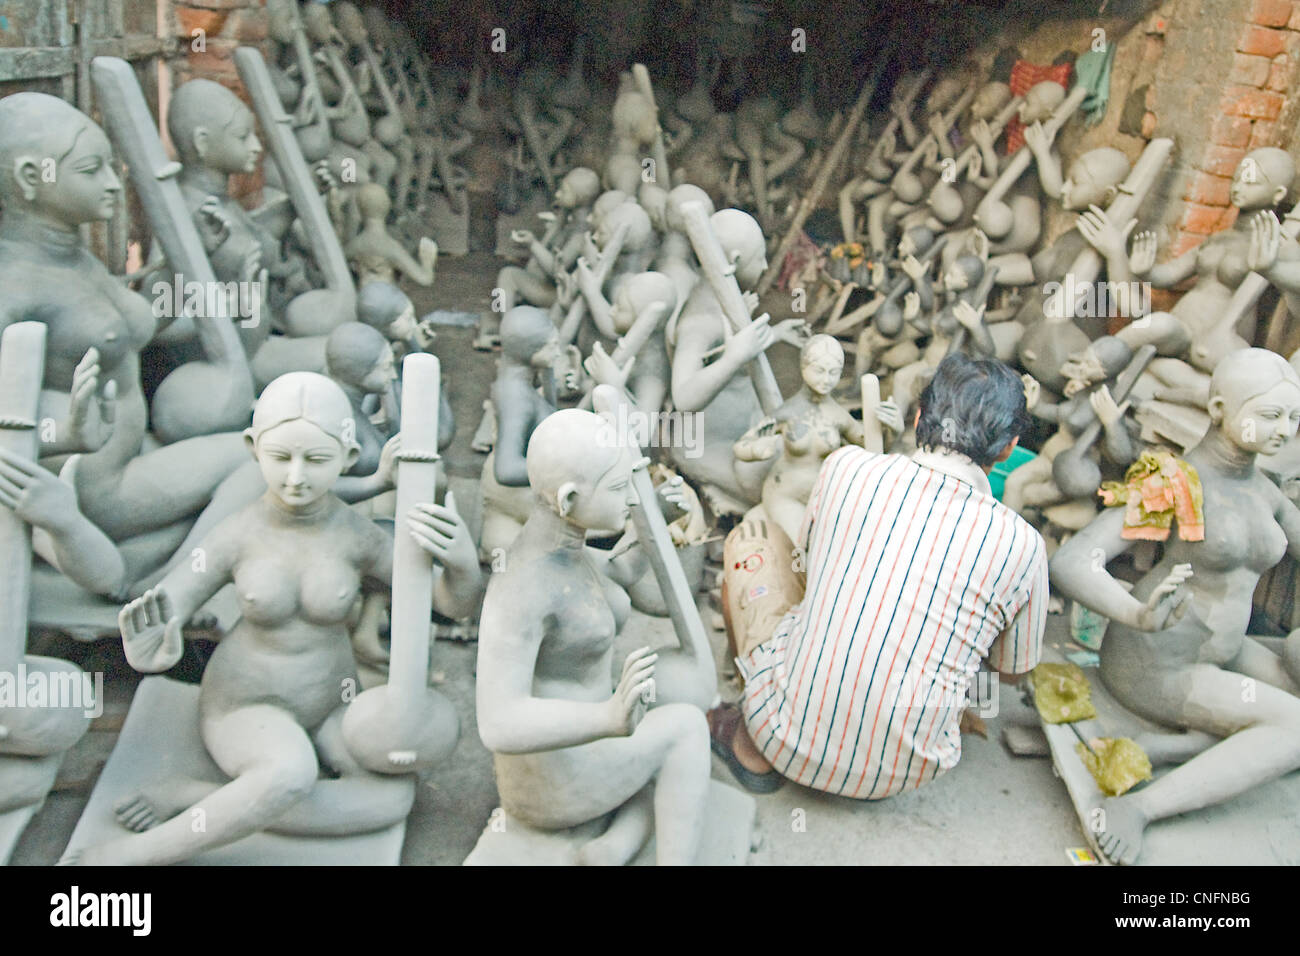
(966, 149, 983, 181)
(1129, 230, 1157, 277)
(510, 228, 535, 246)
(408, 491, 478, 576)
(971, 118, 994, 149)
(1021, 373, 1041, 410)
(870, 260, 888, 289)
(0, 448, 77, 528)
(1133, 564, 1194, 632)
(606, 646, 657, 736)
(723, 313, 774, 365)
(1248, 210, 1281, 273)
(655, 474, 689, 522)
(583, 341, 635, 388)
(773, 318, 812, 348)
(874, 397, 905, 434)
(953, 299, 985, 331)
(414, 319, 438, 350)
(1060, 348, 1105, 393)
(741, 289, 760, 315)
(1023, 120, 1050, 156)
(1088, 384, 1130, 428)
(119, 588, 185, 674)
(418, 237, 438, 271)
(69, 348, 116, 452)
(375, 434, 401, 488)
(1077, 205, 1136, 260)
(196, 197, 232, 248)
(902, 291, 921, 322)
(900, 254, 926, 282)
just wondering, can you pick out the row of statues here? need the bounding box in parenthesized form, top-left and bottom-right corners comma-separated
(2, 5, 1300, 866)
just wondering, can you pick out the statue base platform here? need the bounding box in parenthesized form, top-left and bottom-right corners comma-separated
(63, 677, 406, 865)
(463, 778, 756, 865)
(1038, 643, 1300, 865)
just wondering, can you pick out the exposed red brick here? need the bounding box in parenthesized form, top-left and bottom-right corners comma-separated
(1250, 119, 1279, 146)
(1149, 288, 1182, 312)
(1229, 52, 1272, 85)
(1252, 0, 1293, 26)
(223, 8, 267, 43)
(1181, 202, 1231, 235)
(1211, 113, 1253, 148)
(175, 6, 228, 37)
(186, 40, 239, 78)
(1199, 144, 1248, 177)
(1141, 110, 1158, 138)
(1267, 54, 1291, 90)
(1183, 171, 1233, 206)
(1240, 24, 1287, 57)
(1221, 85, 1286, 119)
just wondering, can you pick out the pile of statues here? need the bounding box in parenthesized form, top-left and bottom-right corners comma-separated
(3, 2, 1300, 866)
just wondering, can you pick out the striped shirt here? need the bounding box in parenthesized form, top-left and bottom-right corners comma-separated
(739, 445, 1048, 799)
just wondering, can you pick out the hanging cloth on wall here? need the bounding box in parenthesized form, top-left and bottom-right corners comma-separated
(1074, 44, 1117, 126)
(1002, 60, 1073, 154)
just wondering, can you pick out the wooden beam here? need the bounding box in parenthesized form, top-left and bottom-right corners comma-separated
(0, 47, 76, 81)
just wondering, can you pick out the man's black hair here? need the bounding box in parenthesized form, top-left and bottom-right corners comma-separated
(915, 352, 1026, 467)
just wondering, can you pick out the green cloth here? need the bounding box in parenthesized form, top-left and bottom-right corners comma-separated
(1074, 45, 1116, 127)
(1032, 661, 1097, 724)
(1077, 737, 1153, 796)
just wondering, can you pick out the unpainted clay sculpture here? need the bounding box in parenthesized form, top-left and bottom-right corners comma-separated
(476, 406, 711, 865)
(72, 366, 480, 864)
(1051, 349, 1300, 865)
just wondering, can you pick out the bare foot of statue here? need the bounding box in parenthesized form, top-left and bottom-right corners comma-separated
(574, 787, 653, 866)
(1093, 794, 1148, 865)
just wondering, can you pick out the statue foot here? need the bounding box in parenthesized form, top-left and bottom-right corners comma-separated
(574, 791, 653, 866)
(1094, 795, 1147, 865)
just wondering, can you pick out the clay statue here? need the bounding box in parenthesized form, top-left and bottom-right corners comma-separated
(344, 183, 438, 287)
(476, 406, 711, 865)
(478, 306, 561, 560)
(1051, 348, 1300, 865)
(71, 369, 480, 864)
(734, 335, 899, 543)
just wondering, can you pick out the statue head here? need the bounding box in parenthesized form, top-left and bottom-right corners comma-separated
(526, 407, 636, 531)
(925, 74, 965, 115)
(612, 90, 657, 145)
(325, 322, 395, 395)
(596, 200, 652, 252)
(711, 208, 767, 288)
(356, 182, 392, 220)
(0, 93, 120, 228)
(1208, 348, 1300, 455)
(168, 79, 262, 174)
(610, 271, 676, 335)
(556, 167, 600, 209)
(604, 153, 644, 194)
(1018, 81, 1066, 124)
(245, 372, 361, 510)
(638, 181, 670, 230)
(333, 1, 368, 46)
(970, 82, 1012, 122)
(800, 334, 844, 397)
(1060, 147, 1130, 212)
(501, 305, 560, 368)
(266, 0, 296, 44)
(666, 183, 714, 232)
(357, 281, 417, 342)
(898, 226, 935, 259)
(1230, 147, 1294, 211)
(301, 2, 334, 44)
(590, 189, 629, 231)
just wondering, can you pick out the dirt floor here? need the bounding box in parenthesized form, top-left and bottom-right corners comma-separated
(10, 251, 1090, 866)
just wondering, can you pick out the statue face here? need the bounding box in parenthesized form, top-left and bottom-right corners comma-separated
(387, 303, 417, 342)
(302, 4, 332, 43)
(334, 5, 368, 45)
(255, 418, 351, 509)
(1060, 160, 1110, 212)
(530, 329, 562, 369)
(802, 353, 842, 396)
(34, 123, 121, 227)
(206, 106, 262, 175)
(1224, 381, 1300, 455)
(361, 345, 397, 394)
(555, 180, 577, 207)
(568, 446, 636, 532)
(1230, 157, 1283, 210)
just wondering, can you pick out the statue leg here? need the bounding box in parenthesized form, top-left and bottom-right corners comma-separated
(1095, 663, 1300, 865)
(73, 704, 319, 865)
(574, 784, 653, 865)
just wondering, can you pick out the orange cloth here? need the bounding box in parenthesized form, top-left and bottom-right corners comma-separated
(1099, 451, 1205, 542)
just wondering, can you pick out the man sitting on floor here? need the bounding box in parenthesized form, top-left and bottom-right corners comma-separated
(711, 352, 1048, 796)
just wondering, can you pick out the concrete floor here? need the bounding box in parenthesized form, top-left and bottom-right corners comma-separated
(11, 251, 1089, 865)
